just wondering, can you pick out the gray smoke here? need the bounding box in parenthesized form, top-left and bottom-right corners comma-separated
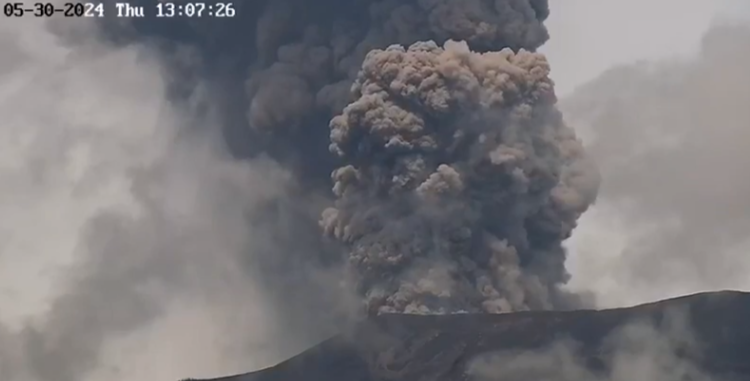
(468, 308, 714, 381)
(233, 0, 598, 314)
(561, 23, 750, 306)
(321, 40, 598, 314)
(0, 14, 341, 381)
(245, 0, 551, 133)
(94, 0, 598, 316)
(0, 1, 601, 379)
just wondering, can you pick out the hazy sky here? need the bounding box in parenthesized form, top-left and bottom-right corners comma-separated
(544, 1, 750, 307)
(543, 0, 747, 95)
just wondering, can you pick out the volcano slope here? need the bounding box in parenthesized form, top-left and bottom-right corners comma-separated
(186, 291, 750, 381)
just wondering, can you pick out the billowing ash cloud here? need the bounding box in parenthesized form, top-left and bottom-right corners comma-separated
(321, 40, 598, 314)
(244, 0, 551, 135)
(233, 0, 597, 314)
(0, 1, 600, 379)
(96, 0, 598, 316)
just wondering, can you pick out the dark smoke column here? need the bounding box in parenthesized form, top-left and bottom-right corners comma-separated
(322, 35, 599, 313)
(104, 0, 598, 316)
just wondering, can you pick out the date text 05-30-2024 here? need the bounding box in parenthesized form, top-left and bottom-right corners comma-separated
(3, 2, 104, 17)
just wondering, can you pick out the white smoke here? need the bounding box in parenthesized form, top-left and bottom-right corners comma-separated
(467, 307, 717, 381)
(561, 19, 750, 307)
(0, 15, 300, 381)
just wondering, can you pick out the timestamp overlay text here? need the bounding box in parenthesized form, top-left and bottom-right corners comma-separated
(2, 1, 236, 18)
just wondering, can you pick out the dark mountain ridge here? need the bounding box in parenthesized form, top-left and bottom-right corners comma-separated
(184, 291, 750, 381)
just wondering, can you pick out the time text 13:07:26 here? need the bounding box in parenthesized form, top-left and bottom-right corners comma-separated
(156, 2, 235, 17)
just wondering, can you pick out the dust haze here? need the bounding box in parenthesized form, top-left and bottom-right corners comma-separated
(468, 307, 718, 381)
(0, 14, 343, 381)
(563, 22, 750, 307)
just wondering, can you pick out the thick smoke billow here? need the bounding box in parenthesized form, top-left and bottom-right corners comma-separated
(237, 0, 598, 314)
(321, 40, 598, 314)
(1, 0, 600, 379)
(561, 23, 750, 307)
(245, 0, 551, 123)
(233, 0, 555, 185)
(109, 0, 596, 315)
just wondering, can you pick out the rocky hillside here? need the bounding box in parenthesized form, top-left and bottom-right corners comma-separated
(185, 291, 750, 381)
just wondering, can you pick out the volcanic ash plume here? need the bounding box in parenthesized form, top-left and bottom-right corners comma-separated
(321, 40, 600, 315)
(97, 0, 597, 317)
(245, 0, 551, 137)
